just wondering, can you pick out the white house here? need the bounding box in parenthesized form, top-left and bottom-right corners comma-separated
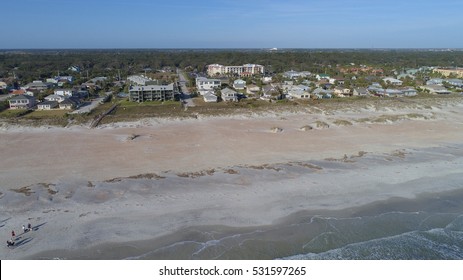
(419, 85, 451, 94)
(8, 95, 36, 109)
(196, 77, 221, 92)
(44, 94, 66, 102)
(221, 88, 238, 102)
(246, 84, 260, 95)
(383, 77, 403, 86)
(262, 76, 272, 84)
(353, 87, 369, 96)
(287, 88, 310, 99)
(54, 89, 75, 97)
(233, 79, 246, 90)
(203, 91, 218, 103)
(316, 74, 330, 81)
(37, 100, 58, 110)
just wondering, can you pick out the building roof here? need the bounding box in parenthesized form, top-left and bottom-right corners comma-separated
(130, 83, 174, 92)
(10, 94, 34, 101)
(221, 88, 237, 95)
(38, 100, 58, 106)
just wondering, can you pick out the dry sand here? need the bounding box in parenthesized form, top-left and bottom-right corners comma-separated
(1, 97, 463, 259)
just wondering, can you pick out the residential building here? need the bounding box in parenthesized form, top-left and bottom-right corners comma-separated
(383, 77, 403, 86)
(445, 79, 463, 87)
(207, 64, 265, 76)
(261, 76, 272, 84)
(397, 73, 416, 80)
(334, 87, 351, 97)
(203, 91, 218, 103)
(434, 68, 463, 78)
(221, 88, 238, 102)
(127, 75, 157, 86)
(400, 87, 418, 96)
(246, 84, 260, 95)
(8, 95, 36, 109)
(233, 79, 246, 90)
(24, 80, 53, 91)
(0, 81, 7, 89)
(12, 89, 26, 95)
(419, 85, 451, 94)
(287, 88, 310, 99)
(196, 77, 221, 92)
(426, 78, 444, 85)
(59, 98, 80, 109)
(316, 74, 330, 81)
(37, 100, 58, 110)
(353, 87, 369, 96)
(262, 84, 280, 100)
(68, 66, 81, 72)
(129, 83, 176, 102)
(45, 94, 66, 102)
(54, 89, 75, 97)
(283, 70, 311, 79)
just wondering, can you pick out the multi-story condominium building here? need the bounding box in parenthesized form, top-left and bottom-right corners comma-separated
(196, 77, 221, 91)
(129, 83, 176, 102)
(207, 64, 265, 77)
(434, 68, 463, 78)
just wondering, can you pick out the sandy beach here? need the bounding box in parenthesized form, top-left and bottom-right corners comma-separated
(1, 97, 463, 259)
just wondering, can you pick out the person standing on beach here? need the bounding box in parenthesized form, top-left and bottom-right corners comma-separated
(11, 230, 15, 239)
(28, 223, 32, 232)
(22, 225, 26, 233)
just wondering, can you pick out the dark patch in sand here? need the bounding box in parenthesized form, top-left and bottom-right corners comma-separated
(39, 183, 58, 195)
(177, 169, 216, 178)
(105, 173, 166, 183)
(246, 164, 282, 171)
(223, 169, 240, 174)
(325, 151, 368, 163)
(10, 186, 35, 196)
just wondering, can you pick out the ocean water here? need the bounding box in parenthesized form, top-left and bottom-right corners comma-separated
(122, 188, 463, 260)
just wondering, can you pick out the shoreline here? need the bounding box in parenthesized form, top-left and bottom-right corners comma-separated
(1, 97, 463, 259)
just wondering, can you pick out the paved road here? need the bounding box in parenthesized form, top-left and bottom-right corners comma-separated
(177, 69, 195, 107)
(69, 97, 105, 114)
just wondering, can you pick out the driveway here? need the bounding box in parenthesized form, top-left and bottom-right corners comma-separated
(69, 97, 104, 114)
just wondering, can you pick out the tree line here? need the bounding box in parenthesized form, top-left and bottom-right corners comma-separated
(1, 49, 462, 85)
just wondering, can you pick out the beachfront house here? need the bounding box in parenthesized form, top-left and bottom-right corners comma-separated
(59, 98, 80, 109)
(37, 100, 58, 110)
(353, 87, 369, 96)
(221, 88, 238, 102)
(196, 77, 221, 91)
(233, 79, 246, 90)
(383, 77, 403, 86)
(246, 84, 260, 96)
(8, 94, 36, 109)
(203, 91, 218, 103)
(54, 89, 75, 97)
(45, 94, 66, 103)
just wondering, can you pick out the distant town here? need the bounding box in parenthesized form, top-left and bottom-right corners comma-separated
(1, 49, 462, 126)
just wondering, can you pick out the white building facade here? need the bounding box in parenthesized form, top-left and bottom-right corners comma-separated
(207, 64, 265, 76)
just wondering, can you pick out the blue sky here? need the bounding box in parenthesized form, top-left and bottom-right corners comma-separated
(2, 0, 462, 49)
